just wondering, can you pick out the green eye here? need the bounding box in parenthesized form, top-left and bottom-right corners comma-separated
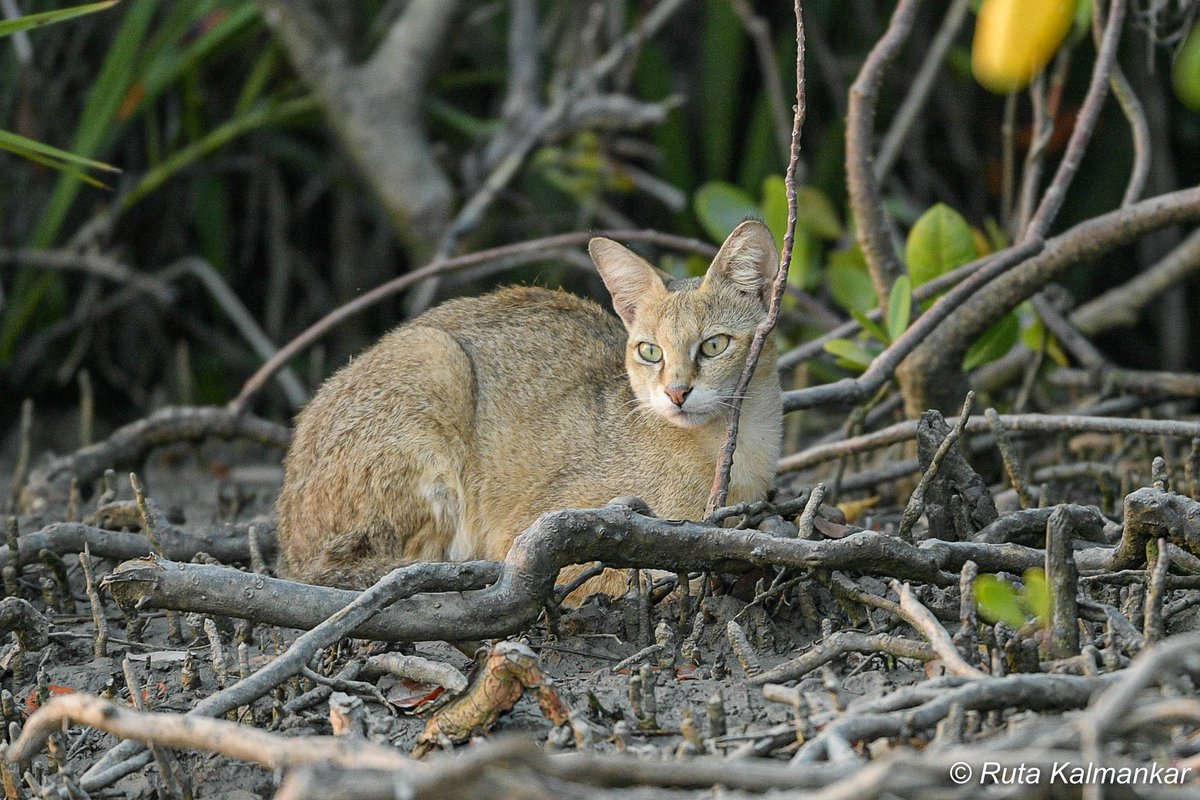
(700, 334, 731, 357)
(637, 342, 663, 363)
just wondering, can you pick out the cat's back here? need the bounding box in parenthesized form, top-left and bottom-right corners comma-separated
(415, 286, 626, 375)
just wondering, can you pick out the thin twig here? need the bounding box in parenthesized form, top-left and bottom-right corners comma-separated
(703, 0, 806, 514)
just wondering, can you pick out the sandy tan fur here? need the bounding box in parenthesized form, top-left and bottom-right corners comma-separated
(277, 221, 783, 598)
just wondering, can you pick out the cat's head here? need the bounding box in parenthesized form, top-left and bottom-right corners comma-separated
(589, 220, 779, 429)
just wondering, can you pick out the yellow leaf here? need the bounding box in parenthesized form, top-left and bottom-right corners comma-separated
(837, 496, 880, 524)
(972, 0, 1076, 94)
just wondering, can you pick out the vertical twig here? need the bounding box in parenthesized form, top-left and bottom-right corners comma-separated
(954, 560, 979, 664)
(1144, 538, 1169, 646)
(845, 0, 919, 309)
(986, 408, 1033, 509)
(77, 369, 94, 449)
(6, 400, 32, 514)
(80, 545, 107, 660)
(898, 391, 975, 541)
(1000, 92, 1017, 233)
(705, 0, 806, 514)
(1045, 506, 1080, 658)
(130, 473, 183, 643)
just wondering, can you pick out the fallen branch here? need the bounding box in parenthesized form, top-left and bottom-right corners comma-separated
(0, 520, 271, 572)
(8, 693, 413, 773)
(103, 503, 954, 642)
(21, 405, 291, 511)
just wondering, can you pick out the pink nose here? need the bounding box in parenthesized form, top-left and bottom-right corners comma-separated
(665, 385, 692, 407)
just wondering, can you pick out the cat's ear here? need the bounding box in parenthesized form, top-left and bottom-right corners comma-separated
(702, 220, 779, 307)
(589, 238, 668, 327)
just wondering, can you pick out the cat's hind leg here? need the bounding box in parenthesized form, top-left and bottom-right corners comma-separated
(277, 326, 476, 586)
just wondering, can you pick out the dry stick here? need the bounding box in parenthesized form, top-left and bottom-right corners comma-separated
(1000, 92, 1017, 232)
(9, 694, 413, 775)
(230, 229, 716, 412)
(80, 560, 489, 791)
(985, 408, 1033, 509)
(845, 0, 919, 308)
(780, 413, 1200, 473)
(955, 560, 979, 661)
(1014, 55, 1071, 238)
(890, 581, 986, 679)
(781, 240, 1044, 412)
(79, 545, 107, 660)
(120, 658, 189, 800)
(0, 520, 267, 573)
(1030, 293, 1108, 369)
(25, 405, 291, 503)
(897, 392, 975, 542)
(704, 0, 805, 514)
(750, 631, 935, 685)
(1071, 228, 1200, 336)
(795, 483, 825, 538)
(129, 474, 182, 644)
(1045, 506, 1080, 659)
(1143, 538, 1170, 647)
(77, 370, 93, 448)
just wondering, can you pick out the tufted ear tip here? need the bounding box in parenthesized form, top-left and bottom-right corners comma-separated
(589, 237, 667, 327)
(702, 220, 780, 304)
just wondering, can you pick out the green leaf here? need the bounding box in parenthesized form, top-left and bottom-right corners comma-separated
(963, 312, 1020, 371)
(826, 245, 877, 315)
(1174, 24, 1200, 112)
(1022, 568, 1050, 626)
(796, 185, 843, 240)
(823, 339, 876, 373)
(760, 175, 789, 246)
(905, 203, 979, 287)
(693, 181, 758, 243)
(31, 0, 158, 247)
(886, 275, 912, 343)
(0, 129, 118, 185)
(0, 1, 118, 38)
(851, 310, 890, 346)
(975, 574, 1028, 628)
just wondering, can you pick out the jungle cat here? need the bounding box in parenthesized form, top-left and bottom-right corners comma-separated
(276, 220, 783, 598)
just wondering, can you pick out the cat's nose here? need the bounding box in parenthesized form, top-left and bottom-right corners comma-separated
(665, 384, 692, 407)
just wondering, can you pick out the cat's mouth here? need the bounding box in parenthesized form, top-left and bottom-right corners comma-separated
(656, 402, 718, 429)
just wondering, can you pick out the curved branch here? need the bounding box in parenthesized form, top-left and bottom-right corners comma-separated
(104, 504, 953, 644)
(21, 405, 291, 511)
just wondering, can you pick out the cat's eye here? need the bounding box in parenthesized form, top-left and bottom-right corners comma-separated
(700, 334, 731, 358)
(637, 342, 663, 363)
